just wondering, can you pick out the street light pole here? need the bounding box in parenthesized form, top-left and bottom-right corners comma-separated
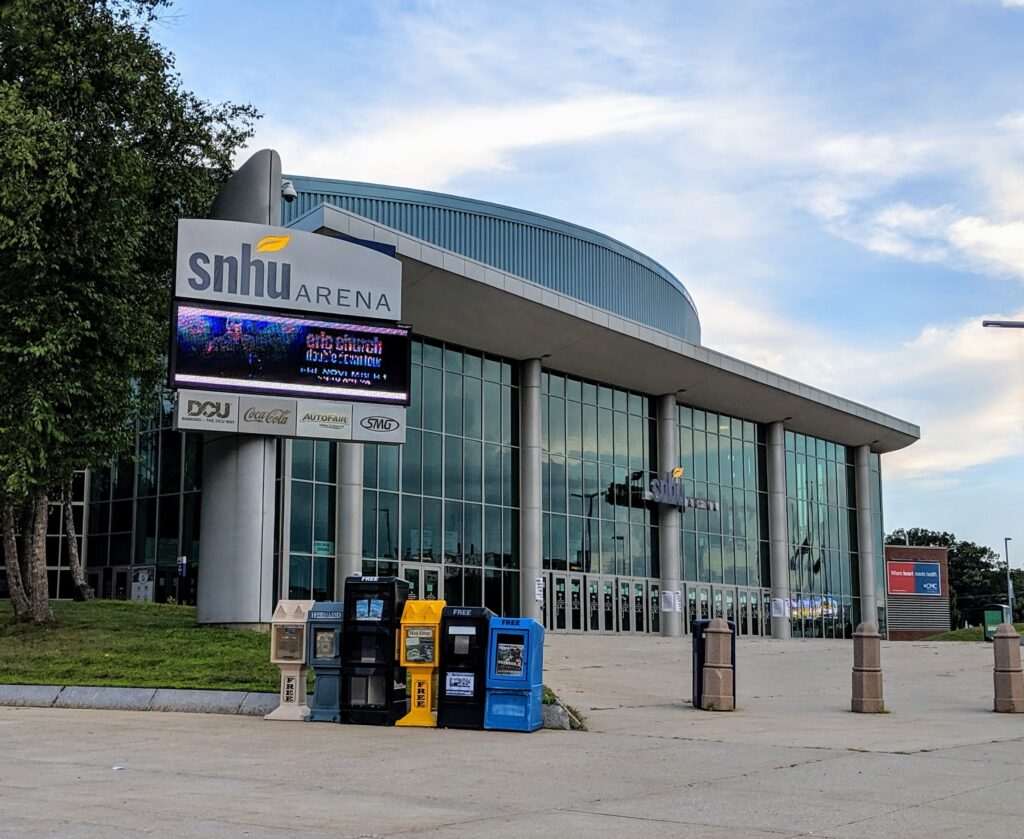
(1005, 537, 1014, 622)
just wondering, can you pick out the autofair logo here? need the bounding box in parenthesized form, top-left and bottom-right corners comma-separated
(187, 400, 231, 419)
(244, 407, 291, 425)
(360, 416, 400, 432)
(303, 411, 350, 427)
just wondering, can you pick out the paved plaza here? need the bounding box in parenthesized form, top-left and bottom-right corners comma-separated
(1, 634, 1022, 837)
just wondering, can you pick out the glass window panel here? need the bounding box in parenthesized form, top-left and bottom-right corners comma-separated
(597, 408, 613, 463)
(444, 371, 463, 436)
(504, 508, 518, 569)
(613, 411, 628, 467)
(422, 341, 442, 368)
(137, 435, 157, 496)
(408, 363, 423, 429)
(566, 377, 582, 402)
(422, 498, 442, 563)
(566, 401, 582, 459)
(159, 430, 181, 495)
(503, 445, 516, 507)
(628, 414, 644, 471)
(363, 491, 377, 558)
(582, 404, 597, 461)
(363, 444, 378, 489)
(314, 484, 335, 547)
(463, 352, 482, 378)
(290, 482, 313, 553)
(503, 386, 516, 446)
(314, 441, 336, 484)
(422, 367, 442, 431)
(464, 440, 482, 502)
(402, 430, 422, 495)
(464, 376, 482, 439)
(548, 398, 565, 455)
(483, 357, 501, 382)
(597, 385, 612, 408)
(378, 444, 399, 492)
(313, 555, 334, 601)
(376, 492, 399, 560)
(401, 495, 421, 561)
(422, 432, 443, 497)
(485, 505, 502, 567)
(292, 439, 314, 481)
(288, 555, 312, 600)
(549, 456, 567, 513)
(484, 443, 501, 505)
(683, 531, 697, 581)
(706, 434, 720, 484)
(464, 504, 482, 567)
(134, 498, 156, 564)
(567, 459, 583, 517)
(549, 514, 567, 571)
(692, 432, 707, 481)
(549, 374, 565, 398)
(483, 381, 501, 443)
(444, 502, 463, 565)
(445, 437, 463, 500)
(568, 516, 584, 572)
(444, 347, 462, 373)
(581, 381, 597, 404)
(462, 566, 482, 607)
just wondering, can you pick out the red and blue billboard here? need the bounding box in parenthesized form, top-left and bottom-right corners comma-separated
(886, 561, 942, 596)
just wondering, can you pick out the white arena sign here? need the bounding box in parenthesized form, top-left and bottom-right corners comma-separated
(175, 218, 402, 321)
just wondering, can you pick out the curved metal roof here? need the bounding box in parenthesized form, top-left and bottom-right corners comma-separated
(283, 176, 701, 344)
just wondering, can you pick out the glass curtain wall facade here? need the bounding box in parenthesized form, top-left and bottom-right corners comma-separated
(678, 406, 768, 587)
(287, 440, 337, 601)
(357, 338, 520, 615)
(784, 431, 859, 638)
(541, 372, 655, 578)
(83, 396, 202, 603)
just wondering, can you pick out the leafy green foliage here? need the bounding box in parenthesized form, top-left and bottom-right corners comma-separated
(0, 0, 258, 498)
(0, 599, 279, 691)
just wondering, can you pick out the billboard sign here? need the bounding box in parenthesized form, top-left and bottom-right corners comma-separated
(175, 219, 401, 321)
(887, 561, 942, 596)
(169, 302, 411, 405)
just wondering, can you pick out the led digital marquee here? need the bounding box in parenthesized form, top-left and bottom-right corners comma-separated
(169, 302, 411, 404)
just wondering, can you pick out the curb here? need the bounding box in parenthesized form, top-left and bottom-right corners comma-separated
(0, 684, 278, 716)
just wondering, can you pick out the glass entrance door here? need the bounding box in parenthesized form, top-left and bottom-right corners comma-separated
(400, 563, 443, 601)
(546, 572, 585, 632)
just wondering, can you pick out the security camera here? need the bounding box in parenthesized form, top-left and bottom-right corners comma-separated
(281, 180, 297, 203)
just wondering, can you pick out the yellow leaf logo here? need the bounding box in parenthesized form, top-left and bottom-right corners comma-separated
(255, 235, 291, 253)
(672, 466, 685, 479)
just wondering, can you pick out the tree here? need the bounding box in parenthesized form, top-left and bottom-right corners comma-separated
(0, 0, 258, 622)
(886, 528, 1009, 627)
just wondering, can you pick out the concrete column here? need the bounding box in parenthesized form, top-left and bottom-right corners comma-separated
(197, 434, 277, 625)
(336, 442, 365, 595)
(519, 358, 543, 621)
(196, 149, 283, 625)
(767, 421, 791, 639)
(855, 445, 878, 628)
(851, 621, 884, 713)
(657, 394, 681, 637)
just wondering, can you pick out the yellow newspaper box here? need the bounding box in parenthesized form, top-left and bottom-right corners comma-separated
(266, 599, 315, 721)
(396, 600, 446, 727)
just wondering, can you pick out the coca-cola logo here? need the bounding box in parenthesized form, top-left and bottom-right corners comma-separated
(243, 407, 291, 424)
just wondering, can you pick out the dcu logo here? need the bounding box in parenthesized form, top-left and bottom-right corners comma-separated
(187, 400, 231, 419)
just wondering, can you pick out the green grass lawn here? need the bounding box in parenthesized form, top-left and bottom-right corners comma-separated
(0, 599, 278, 692)
(924, 623, 1024, 642)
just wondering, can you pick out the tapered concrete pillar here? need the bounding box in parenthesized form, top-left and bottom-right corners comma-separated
(196, 149, 283, 625)
(993, 623, 1024, 713)
(197, 434, 277, 624)
(851, 621, 884, 713)
(657, 394, 682, 637)
(855, 445, 878, 628)
(336, 442, 365, 595)
(767, 421, 791, 639)
(519, 358, 543, 621)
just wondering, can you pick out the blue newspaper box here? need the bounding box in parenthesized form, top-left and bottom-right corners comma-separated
(484, 617, 544, 732)
(306, 601, 345, 723)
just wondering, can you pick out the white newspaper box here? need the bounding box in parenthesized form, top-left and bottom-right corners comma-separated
(266, 600, 315, 721)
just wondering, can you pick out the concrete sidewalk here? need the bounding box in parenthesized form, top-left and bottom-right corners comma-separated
(1, 635, 1022, 838)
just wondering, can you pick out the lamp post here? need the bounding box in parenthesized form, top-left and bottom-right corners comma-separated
(1005, 537, 1014, 622)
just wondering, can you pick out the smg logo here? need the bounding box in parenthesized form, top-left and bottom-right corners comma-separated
(187, 235, 291, 300)
(187, 400, 231, 419)
(360, 416, 400, 433)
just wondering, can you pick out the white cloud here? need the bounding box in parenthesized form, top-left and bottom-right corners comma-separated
(947, 217, 1024, 278)
(250, 93, 687, 189)
(700, 291, 1024, 482)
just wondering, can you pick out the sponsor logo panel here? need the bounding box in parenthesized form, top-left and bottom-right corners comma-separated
(238, 396, 297, 436)
(351, 403, 406, 443)
(295, 399, 353, 440)
(174, 390, 239, 432)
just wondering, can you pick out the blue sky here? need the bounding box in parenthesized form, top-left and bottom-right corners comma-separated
(155, 0, 1024, 563)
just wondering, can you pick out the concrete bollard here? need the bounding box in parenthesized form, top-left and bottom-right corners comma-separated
(701, 617, 735, 711)
(851, 622, 884, 713)
(993, 623, 1024, 713)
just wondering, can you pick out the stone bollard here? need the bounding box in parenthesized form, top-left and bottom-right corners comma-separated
(993, 623, 1024, 713)
(701, 617, 735, 711)
(851, 622, 884, 713)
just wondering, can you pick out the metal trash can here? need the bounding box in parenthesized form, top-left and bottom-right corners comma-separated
(691, 618, 736, 707)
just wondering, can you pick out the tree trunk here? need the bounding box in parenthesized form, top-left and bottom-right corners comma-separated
(61, 483, 93, 601)
(17, 503, 33, 602)
(2, 502, 31, 619)
(28, 491, 53, 624)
